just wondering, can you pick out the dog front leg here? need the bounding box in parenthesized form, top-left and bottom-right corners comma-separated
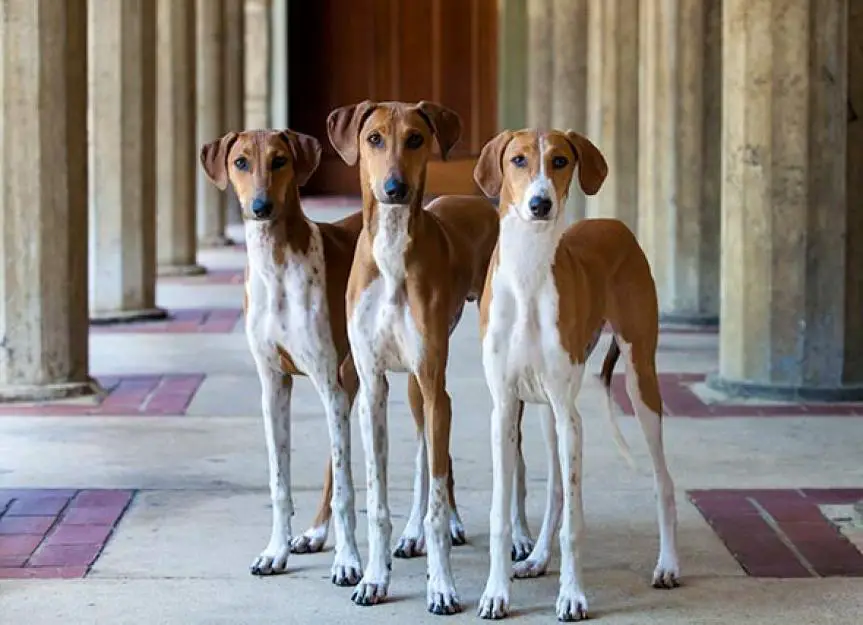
(510, 401, 535, 561)
(250, 369, 294, 576)
(478, 392, 520, 620)
(351, 372, 392, 606)
(394, 374, 429, 559)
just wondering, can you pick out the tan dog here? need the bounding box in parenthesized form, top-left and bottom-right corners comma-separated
(327, 100, 499, 614)
(473, 129, 681, 621)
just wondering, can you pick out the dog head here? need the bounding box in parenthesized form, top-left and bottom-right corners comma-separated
(327, 100, 462, 206)
(473, 129, 607, 224)
(199, 129, 321, 222)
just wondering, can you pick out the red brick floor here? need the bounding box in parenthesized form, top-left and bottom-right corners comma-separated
(90, 308, 242, 334)
(604, 372, 863, 417)
(0, 374, 204, 416)
(688, 488, 863, 578)
(0, 489, 135, 579)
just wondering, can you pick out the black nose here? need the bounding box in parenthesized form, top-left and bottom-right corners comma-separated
(528, 195, 553, 218)
(251, 197, 273, 218)
(383, 176, 410, 203)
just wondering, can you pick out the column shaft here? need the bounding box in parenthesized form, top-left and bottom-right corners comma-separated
(244, 0, 271, 130)
(224, 0, 244, 227)
(526, 0, 553, 128)
(0, 0, 98, 400)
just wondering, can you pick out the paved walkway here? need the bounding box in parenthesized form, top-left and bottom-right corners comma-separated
(1, 200, 862, 624)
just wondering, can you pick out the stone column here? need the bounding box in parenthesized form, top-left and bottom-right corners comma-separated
(224, 0, 245, 227)
(196, 0, 231, 246)
(0, 0, 99, 401)
(157, 0, 205, 277)
(88, 0, 166, 323)
(526, 0, 553, 128)
(709, 0, 863, 399)
(552, 0, 588, 224)
(245, 0, 271, 130)
(586, 0, 639, 232)
(270, 0, 289, 129)
(497, 0, 528, 132)
(637, 0, 720, 325)
(847, 3, 863, 380)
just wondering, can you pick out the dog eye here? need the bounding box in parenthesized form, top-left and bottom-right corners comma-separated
(405, 133, 424, 149)
(271, 155, 288, 170)
(367, 132, 383, 147)
(552, 156, 569, 169)
(511, 155, 527, 168)
(234, 156, 249, 171)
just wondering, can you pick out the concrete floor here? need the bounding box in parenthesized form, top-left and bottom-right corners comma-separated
(1, 206, 862, 624)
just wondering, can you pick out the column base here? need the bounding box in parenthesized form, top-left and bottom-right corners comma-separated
(198, 234, 236, 248)
(90, 307, 169, 326)
(660, 312, 719, 327)
(705, 373, 863, 402)
(0, 378, 103, 403)
(157, 263, 207, 277)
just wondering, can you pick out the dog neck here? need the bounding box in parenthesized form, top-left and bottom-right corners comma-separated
(244, 185, 312, 268)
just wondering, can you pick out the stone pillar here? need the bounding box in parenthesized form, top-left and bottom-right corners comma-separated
(847, 4, 863, 380)
(157, 0, 205, 277)
(526, 0, 553, 128)
(637, 0, 720, 325)
(196, 0, 231, 246)
(586, 0, 639, 232)
(497, 0, 527, 132)
(245, 0, 271, 129)
(709, 0, 863, 399)
(0, 0, 99, 401)
(270, 0, 289, 128)
(224, 0, 245, 226)
(88, 0, 166, 323)
(552, 0, 588, 224)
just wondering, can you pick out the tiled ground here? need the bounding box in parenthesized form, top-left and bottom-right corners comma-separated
(161, 268, 244, 285)
(0, 489, 134, 578)
(90, 308, 242, 334)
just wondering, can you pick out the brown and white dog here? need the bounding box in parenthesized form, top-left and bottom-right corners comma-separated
(327, 100, 500, 614)
(473, 129, 681, 621)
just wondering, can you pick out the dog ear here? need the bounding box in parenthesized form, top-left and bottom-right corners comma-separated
(416, 101, 462, 161)
(327, 100, 378, 166)
(279, 130, 322, 187)
(199, 132, 240, 191)
(564, 130, 608, 196)
(473, 130, 514, 199)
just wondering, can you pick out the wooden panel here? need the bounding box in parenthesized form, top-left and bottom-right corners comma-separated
(288, 0, 497, 196)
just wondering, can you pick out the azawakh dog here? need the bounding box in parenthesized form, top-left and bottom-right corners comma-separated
(473, 129, 681, 621)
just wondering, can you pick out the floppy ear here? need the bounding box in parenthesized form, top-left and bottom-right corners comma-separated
(326, 100, 378, 166)
(473, 130, 514, 198)
(279, 130, 322, 187)
(564, 130, 608, 196)
(199, 132, 240, 190)
(416, 101, 462, 161)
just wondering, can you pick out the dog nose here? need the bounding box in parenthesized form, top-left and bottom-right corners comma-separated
(383, 176, 409, 203)
(251, 197, 273, 218)
(528, 195, 553, 218)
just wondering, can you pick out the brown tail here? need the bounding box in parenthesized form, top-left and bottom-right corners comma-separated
(600, 336, 621, 391)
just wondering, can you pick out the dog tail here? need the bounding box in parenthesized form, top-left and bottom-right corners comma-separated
(599, 337, 636, 470)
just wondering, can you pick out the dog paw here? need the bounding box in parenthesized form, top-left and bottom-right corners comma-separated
(290, 524, 327, 554)
(393, 534, 426, 559)
(513, 553, 549, 579)
(427, 578, 461, 615)
(351, 577, 389, 606)
(556, 589, 589, 622)
(331, 550, 363, 587)
(652, 561, 681, 589)
(510, 535, 534, 562)
(449, 514, 467, 547)
(250, 542, 290, 576)
(477, 584, 510, 620)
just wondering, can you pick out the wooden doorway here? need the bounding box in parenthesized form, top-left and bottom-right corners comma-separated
(288, 0, 498, 196)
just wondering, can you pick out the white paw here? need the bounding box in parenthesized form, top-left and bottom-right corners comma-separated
(393, 532, 426, 559)
(449, 512, 467, 546)
(250, 541, 291, 576)
(331, 548, 363, 587)
(513, 552, 549, 579)
(477, 579, 510, 620)
(652, 558, 681, 589)
(351, 576, 389, 606)
(427, 575, 461, 615)
(510, 529, 534, 562)
(289, 523, 327, 554)
(556, 588, 589, 622)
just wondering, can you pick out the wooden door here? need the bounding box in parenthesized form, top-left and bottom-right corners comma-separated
(288, 0, 498, 196)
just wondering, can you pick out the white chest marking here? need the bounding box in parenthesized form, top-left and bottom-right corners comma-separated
(244, 221, 337, 378)
(482, 211, 580, 404)
(349, 204, 423, 374)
